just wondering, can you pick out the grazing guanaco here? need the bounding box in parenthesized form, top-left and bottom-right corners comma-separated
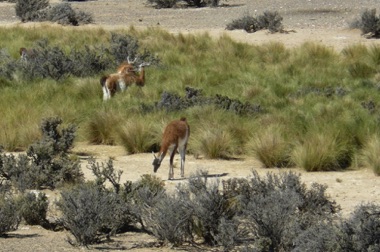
(152, 117, 190, 180)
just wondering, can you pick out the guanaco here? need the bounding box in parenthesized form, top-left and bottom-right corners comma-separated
(152, 117, 190, 180)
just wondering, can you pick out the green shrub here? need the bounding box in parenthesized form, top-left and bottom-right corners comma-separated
(15, 0, 49, 22)
(147, 0, 177, 8)
(145, 170, 239, 247)
(185, 171, 238, 245)
(0, 195, 21, 236)
(20, 39, 110, 80)
(143, 193, 193, 246)
(0, 117, 83, 191)
(257, 11, 284, 33)
(358, 9, 380, 38)
(127, 174, 166, 230)
(226, 14, 260, 33)
(88, 158, 123, 193)
(19, 191, 48, 226)
(58, 182, 129, 246)
(361, 135, 380, 175)
(339, 203, 380, 251)
(293, 223, 339, 252)
(147, 0, 220, 8)
(15, 0, 93, 25)
(236, 171, 339, 251)
(47, 3, 93, 26)
(12, 34, 157, 81)
(226, 11, 284, 33)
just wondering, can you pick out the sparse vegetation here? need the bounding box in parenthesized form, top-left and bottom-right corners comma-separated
(15, 0, 93, 25)
(355, 8, 380, 38)
(147, 0, 220, 8)
(226, 11, 284, 33)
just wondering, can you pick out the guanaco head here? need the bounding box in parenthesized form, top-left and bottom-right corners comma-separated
(152, 152, 162, 173)
(19, 47, 26, 56)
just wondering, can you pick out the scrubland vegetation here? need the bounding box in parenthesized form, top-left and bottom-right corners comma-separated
(1, 22, 380, 250)
(1, 25, 380, 173)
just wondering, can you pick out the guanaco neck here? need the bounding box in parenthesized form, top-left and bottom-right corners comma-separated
(135, 67, 145, 86)
(157, 141, 169, 162)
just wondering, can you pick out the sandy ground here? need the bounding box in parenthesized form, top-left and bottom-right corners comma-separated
(1, 0, 380, 251)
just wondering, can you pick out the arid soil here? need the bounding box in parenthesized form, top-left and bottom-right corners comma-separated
(1, 0, 380, 251)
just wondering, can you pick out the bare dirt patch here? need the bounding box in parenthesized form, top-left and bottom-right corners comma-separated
(1, 0, 380, 251)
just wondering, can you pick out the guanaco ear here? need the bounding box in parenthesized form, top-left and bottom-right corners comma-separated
(152, 151, 157, 159)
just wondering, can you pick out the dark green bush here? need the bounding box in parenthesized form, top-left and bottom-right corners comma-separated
(0, 49, 17, 80)
(88, 158, 137, 232)
(226, 14, 260, 33)
(12, 34, 158, 81)
(20, 40, 73, 81)
(339, 203, 380, 251)
(0, 195, 21, 236)
(293, 223, 339, 252)
(88, 158, 123, 193)
(147, 0, 220, 8)
(226, 11, 284, 33)
(359, 9, 380, 38)
(0, 33, 159, 81)
(47, 3, 93, 26)
(144, 193, 193, 246)
(144, 170, 241, 248)
(223, 171, 339, 251)
(184, 0, 220, 7)
(127, 174, 166, 230)
(0, 117, 83, 191)
(155, 87, 262, 116)
(15, 0, 93, 25)
(19, 191, 48, 226)
(257, 11, 284, 33)
(185, 171, 238, 245)
(106, 33, 160, 67)
(147, 0, 177, 8)
(58, 182, 129, 246)
(20, 39, 112, 80)
(15, 0, 49, 22)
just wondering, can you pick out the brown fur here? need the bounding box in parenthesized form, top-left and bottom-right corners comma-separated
(159, 118, 189, 157)
(100, 73, 120, 98)
(153, 117, 190, 179)
(117, 62, 135, 74)
(19, 47, 36, 61)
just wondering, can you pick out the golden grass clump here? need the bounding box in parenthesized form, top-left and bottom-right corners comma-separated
(360, 135, 380, 175)
(248, 124, 292, 168)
